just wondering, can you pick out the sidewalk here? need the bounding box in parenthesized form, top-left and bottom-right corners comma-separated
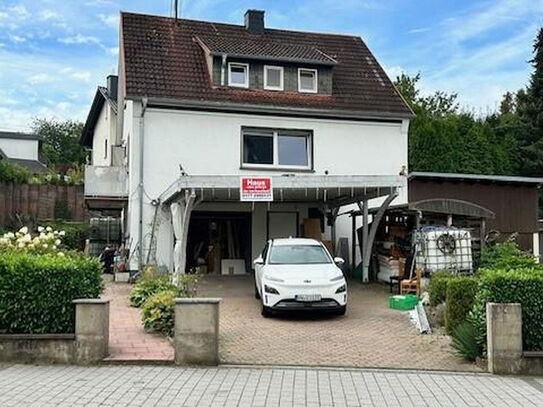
(1, 364, 542, 406)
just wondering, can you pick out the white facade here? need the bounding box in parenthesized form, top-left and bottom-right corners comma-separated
(0, 138, 39, 160)
(91, 104, 117, 166)
(123, 103, 408, 270)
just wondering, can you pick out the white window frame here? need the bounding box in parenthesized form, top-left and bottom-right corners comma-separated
(264, 65, 284, 91)
(228, 62, 249, 88)
(298, 68, 318, 93)
(241, 128, 312, 171)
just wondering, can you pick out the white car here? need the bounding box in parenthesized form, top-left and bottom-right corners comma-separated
(254, 238, 347, 317)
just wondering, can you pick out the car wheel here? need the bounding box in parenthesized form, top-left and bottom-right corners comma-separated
(336, 306, 346, 316)
(261, 304, 272, 318)
(254, 282, 261, 299)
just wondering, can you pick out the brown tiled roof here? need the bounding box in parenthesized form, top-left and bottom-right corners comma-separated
(121, 12, 413, 119)
(196, 35, 337, 65)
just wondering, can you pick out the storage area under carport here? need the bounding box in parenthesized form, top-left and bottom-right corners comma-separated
(196, 274, 481, 371)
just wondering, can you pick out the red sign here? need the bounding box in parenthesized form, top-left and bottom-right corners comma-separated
(240, 177, 273, 202)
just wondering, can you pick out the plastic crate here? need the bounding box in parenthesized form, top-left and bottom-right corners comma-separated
(388, 294, 419, 311)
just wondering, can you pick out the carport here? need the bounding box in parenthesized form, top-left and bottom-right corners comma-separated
(158, 175, 404, 283)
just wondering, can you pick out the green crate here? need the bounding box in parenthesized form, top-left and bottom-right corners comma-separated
(388, 294, 419, 311)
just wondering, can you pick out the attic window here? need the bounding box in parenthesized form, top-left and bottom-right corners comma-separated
(228, 62, 249, 88)
(298, 68, 318, 93)
(264, 65, 283, 90)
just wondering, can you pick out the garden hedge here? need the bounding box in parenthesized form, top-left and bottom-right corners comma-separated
(0, 252, 103, 333)
(428, 271, 456, 306)
(471, 268, 543, 352)
(445, 277, 478, 334)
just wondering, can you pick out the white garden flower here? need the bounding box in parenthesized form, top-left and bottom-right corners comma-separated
(46, 226, 53, 232)
(19, 227, 28, 234)
(42, 244, 48, 249)
(59, 231, 66, 236)
(55, 239, 61, 245)
(37, 226, 44, 232)
(18, 242, 25, 248)
(57, 252, 65, 257)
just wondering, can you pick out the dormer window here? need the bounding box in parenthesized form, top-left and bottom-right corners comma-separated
(228, 62, 249, 88)
(264, 65, 284, 91)
(298, 68, 318, 93)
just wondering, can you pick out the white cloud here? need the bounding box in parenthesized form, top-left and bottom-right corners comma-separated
(106, 46, 118, 56)
(39, 10, 61, 21)
(58, 33, 101, 45)
(71, 71, 91, 82)
(445, 0, 543, 42)
(9, 34, 26, 43)
(99, 13, 119, 28)
(26, 73, 54, 85)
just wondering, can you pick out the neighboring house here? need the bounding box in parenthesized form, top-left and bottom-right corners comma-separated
(80, 75, 128, 212)
(82, 10, 413, 279)
(0, 131, 47, 173)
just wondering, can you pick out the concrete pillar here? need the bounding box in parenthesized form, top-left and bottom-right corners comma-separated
(486, 302, 523, 375)
(73, 298, 110, 364)
(174, 298, 221, 365)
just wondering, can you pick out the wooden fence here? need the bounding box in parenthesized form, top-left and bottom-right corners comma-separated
(0, 182, 88, 227)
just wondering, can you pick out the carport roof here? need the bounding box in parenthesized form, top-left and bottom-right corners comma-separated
(159, 175, 405, 207)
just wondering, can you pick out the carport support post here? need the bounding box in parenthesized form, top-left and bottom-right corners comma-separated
(356, 199, 369, 282)
(362, 191, 398, 283)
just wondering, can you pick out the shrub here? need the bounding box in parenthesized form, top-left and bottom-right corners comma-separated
(0, 251, 103, 333)
(445, 277, 478, 334)
(479, 242, 540, 270)
(129, 276, 177, 308)
(428, 271, 456, 306)
(0, 226, 67, 255)
(470, 268, 543, 352)
(41, 221, 89, 251)
(451, 319, 482, 361)
(0, 161, 31, 183)
(141, 290, 176, 336)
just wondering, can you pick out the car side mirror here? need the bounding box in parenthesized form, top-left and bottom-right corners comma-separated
(254, 256, 264, 265)
(334, 257, 345, 266)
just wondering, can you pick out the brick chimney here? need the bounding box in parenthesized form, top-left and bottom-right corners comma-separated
(244, 10, 265, 35)
(106, 75, 118, 101)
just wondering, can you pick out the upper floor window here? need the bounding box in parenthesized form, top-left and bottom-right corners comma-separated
(298, 68, 318, 93)
(228, 62, 249, 88)
(242, 127, 312, 170)
(264, 65, 284, 91)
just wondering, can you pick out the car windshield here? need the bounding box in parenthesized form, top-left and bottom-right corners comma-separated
(268, 244, 331, 265)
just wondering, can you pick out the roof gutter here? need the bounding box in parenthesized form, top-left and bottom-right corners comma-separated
(129, 96, 415, 122)
(138, 96, 148, 271)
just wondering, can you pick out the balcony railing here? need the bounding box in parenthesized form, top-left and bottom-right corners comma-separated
(84, 165, 128, 198)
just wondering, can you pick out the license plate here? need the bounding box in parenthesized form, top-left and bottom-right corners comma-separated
(295, 294, 321, 302)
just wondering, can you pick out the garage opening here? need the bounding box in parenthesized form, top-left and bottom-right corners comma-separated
(186, 211, 252, 275)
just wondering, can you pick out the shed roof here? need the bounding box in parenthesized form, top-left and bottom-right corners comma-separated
(0, 131, 42, 141)
(409, 172, 543, 185)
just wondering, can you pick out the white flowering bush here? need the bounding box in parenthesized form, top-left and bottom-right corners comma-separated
(0, 226, 66, 255)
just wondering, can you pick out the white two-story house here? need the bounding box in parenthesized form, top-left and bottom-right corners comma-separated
(82, 9, 413, 282)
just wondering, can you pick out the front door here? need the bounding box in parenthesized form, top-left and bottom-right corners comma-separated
(267, 211, 299, 239)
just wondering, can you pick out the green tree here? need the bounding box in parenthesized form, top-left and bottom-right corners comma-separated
(32, 118, 86, 170)
(516, 28, 543, 176)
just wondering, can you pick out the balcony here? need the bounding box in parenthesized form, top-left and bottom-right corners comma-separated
(84, 166, 128, 209)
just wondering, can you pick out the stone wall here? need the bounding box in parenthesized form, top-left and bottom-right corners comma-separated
(0, 298, 109, 365)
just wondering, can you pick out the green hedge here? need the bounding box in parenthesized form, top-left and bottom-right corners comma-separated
(445, 277, 478, 334)
(0, 161, 31, 183)
(0, 252, 103, 333)
(471, 268, 543, 352)
(428, 271, 456, 306)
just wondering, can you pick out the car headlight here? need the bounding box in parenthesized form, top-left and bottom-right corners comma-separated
(264, 275, 284, 283)
(335, 284, 346, 294)
(264, 284, 279, 294)
(330, 274, 344, 282)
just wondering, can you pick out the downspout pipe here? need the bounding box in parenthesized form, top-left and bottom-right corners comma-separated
(220, 54, 227, 86)
(138, 97, 148, 271)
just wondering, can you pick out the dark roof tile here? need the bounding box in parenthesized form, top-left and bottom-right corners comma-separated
(121, 12, 413, 119)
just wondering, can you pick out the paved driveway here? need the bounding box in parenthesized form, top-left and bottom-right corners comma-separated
(197, 275, 481, 372)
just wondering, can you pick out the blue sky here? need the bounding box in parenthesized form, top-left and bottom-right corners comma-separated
(0, 0, 541, 131)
